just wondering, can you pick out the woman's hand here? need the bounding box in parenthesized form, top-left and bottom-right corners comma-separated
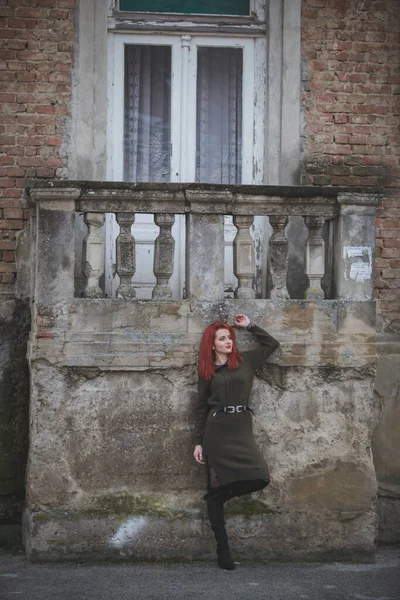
(193, 445, 205, 465)
(233, 314, 250, 329)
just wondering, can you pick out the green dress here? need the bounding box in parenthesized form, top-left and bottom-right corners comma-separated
(194, 324, 280, 496)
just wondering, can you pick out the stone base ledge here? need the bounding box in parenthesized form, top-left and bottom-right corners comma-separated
(23, 508, 376, 563)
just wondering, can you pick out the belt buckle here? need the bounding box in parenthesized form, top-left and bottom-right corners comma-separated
(227, 406, 235, 414)
(236, 405, 244, 413)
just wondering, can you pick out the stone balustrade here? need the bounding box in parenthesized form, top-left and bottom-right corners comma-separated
(28, 182, 382, 304)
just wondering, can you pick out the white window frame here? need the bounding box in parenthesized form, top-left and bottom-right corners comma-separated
(107, 32, 265, 184)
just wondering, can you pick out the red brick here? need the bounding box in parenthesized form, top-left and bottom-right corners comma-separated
(46, 136, 62, 146)
(0, 178, 16, 189)
(0, 199, 20, 208)
(0, 262, 17, 272)
(334, 134, 349, 144)
(2, 250, 15, 262)
(385, 279, 400, 289)
(0, 156, 14, 166)
(3, 208, 22, 219)
(35, 167, 55, 177)
(333, 113, 348, 123)
(0, 218, 22, 228)
(0, 29, 16, 39)
(3, 188, 24, 198)
(1, 273, 16, 284)
(15, 7, 47, 18)
(382, 220, 400, 228)
(37, 104, 56, 114)
(380, 248, 398, 259)
(374, 278, 390, 289)
(324, 144, 353, 155)
(384, 239, 400, 249)
(0, 240, 16, 250)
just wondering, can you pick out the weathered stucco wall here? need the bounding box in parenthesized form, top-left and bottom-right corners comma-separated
(24, 299, 379, 561)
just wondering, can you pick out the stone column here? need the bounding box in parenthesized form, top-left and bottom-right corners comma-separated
(335, 193, 382, 300)
(153, 213, 175, 300)
(82, 212, 105, 298)
(116, 213, 136, 299)
(269, 215, 289, 299)
(186, 214, 224, 302)
(30, 188, 81, 305)
(305, 216, 326, 300)
(233, 215, 255, 299)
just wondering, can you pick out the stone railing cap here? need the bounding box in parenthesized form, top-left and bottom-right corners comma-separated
(27, 180, 385, 200)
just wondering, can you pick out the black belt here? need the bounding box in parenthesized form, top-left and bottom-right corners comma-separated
(212, 405, 254, 417)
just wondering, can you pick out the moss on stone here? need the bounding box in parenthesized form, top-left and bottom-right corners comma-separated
(225, 496, 278, 518)
(31, 494, 277, 524)
(31, 493, 198, 523)
(91, 493, 169, 517)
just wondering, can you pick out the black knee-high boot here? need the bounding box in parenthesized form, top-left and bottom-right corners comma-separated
(206, 493, 235, 571)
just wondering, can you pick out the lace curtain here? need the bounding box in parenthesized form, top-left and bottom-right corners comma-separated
(124, 45, 171, 182)
(196, 47, 242, 184)
(124, 44, 242, 185)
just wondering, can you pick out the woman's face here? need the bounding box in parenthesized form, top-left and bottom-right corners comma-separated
(213, 328, 233, 357)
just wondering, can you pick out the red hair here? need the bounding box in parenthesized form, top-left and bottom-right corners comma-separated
(198, 322, 242, 381)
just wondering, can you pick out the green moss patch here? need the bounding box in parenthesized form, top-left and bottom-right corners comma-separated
(225, 496, 278, 518)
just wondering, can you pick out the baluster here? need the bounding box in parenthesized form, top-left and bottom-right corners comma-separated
(82, 212, 105, 298)
(305, 216, 326, 300)
(116, 212, 136, 299)
(152, 213, 175, 300)
(269, 215, 289, 299)
(233, 215, 255, 299)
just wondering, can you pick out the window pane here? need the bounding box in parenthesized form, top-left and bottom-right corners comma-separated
(196, 47, 242, 184)
(124, 45, 171, 183)
(119, 1, 249, 16)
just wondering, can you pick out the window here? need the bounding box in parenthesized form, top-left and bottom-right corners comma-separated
(108, 34, 264, 184)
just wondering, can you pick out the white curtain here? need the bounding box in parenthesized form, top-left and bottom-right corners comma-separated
(124, 44, 242, 185)
(196, 47, 242, 184)
(124, 45, 171, 183)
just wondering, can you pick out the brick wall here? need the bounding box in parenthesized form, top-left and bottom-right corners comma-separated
(0, 0, 75, 295)
(302, 0, 400, 332)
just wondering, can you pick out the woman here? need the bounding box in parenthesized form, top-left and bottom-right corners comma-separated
(193, 314, 279, 571)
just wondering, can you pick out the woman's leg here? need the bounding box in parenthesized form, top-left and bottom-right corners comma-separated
(205, 466, 235, 571)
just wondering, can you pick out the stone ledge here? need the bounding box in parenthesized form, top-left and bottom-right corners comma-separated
(27, 179, 385, 198)
(28, 300, 377, 370)
(27, 181, 383, 216)
(23, 508, 376, 563)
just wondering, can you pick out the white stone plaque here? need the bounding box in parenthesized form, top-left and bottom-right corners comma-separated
(343, 246, 372, 281)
